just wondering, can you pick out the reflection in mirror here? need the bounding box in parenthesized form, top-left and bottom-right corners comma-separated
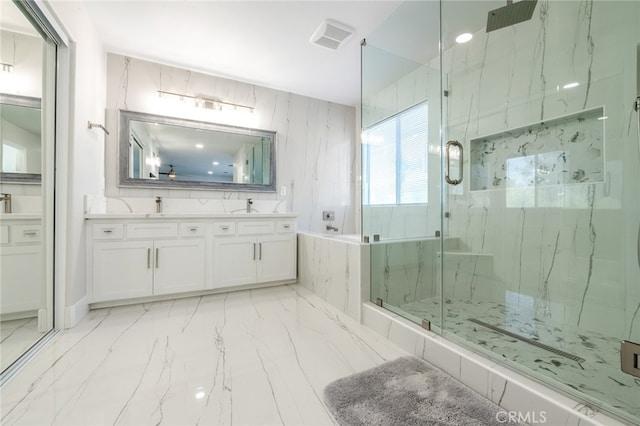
(119, 110, 276, 191)
(1, 0, 53, 376)
(0, 94, 41, 183)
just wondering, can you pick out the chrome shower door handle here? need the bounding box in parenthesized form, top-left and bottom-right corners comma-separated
(445, 140, 463, 185)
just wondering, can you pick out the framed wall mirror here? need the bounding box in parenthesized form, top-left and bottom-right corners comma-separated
(0, 94, 42, 183)
(119, 110, 276, 192)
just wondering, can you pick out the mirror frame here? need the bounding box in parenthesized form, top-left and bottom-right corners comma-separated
(0, 93, 42, 184)
(118, 110, 277, 192)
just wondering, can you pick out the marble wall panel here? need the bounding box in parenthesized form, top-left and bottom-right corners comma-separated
(297, 233, 364, 321)
(442, 1, 640, 342)
(104, 54, 356, 234)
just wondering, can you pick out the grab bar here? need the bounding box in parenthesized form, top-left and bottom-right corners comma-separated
(445, 140, 463, 185)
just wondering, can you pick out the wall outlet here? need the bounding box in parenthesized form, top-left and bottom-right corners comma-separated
(322, 211, 335, 221)
(280, 186, 287, 196)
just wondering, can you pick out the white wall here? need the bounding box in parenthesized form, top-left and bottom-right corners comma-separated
(0, 29, 42, 97)
(104, 54, 357, 235)
(48, 1, 107, 308)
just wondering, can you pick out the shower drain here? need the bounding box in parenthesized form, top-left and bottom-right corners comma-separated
(467, 318, 586, 363)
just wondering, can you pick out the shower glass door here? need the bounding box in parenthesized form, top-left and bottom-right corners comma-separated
(440, 1, 640, 422)
(362, 0, 443, 331)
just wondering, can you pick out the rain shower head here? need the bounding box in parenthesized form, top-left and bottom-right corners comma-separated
(486, 0, 538, 33)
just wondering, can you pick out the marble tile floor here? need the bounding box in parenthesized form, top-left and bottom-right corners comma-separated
(1, 285, 407, 426)
(400, 297, 640, 421)
(1, 317, 44, 372)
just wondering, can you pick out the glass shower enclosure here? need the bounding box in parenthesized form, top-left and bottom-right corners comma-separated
(363, 1, 640, 423)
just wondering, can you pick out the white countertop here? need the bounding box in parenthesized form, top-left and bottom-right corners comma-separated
(84, 212, 298, 220)
(0, 213, 42, 221)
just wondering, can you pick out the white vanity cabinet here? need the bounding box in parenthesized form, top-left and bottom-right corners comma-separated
(86, 214, 297, 305)
(88, 220, 206, 303)
(0, 217, 44, 315)
(212, 219, 297, 288)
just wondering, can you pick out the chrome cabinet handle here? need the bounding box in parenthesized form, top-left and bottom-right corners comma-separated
(283, 225, 290, 229)
(189, 227, 198, 232)
(259, 242, 262, 260)
(155, 248, 159, 269)
(103, 229, 113, 234)
(445, 140, 463, 185)
(253, 243, 256, 260)
(24, 231, 37, 236)
(221, 225, 230, 231)
(147, 248, 151, 269)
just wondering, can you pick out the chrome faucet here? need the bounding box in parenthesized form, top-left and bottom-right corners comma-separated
(246, 198, 253, 213)
(155, 196, 162, 213)
(0, 193, 11, 214)
(326, 225, 339, 232)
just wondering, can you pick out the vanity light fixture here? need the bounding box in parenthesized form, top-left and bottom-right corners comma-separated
(562, 82, 579, 89)
(157, 90, 255, 114)
(455, 33, 473, 44)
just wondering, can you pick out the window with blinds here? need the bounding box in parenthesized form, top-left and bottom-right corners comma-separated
(363, 102, 428, 205)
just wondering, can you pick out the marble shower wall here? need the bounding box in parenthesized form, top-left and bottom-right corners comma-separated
(442, 1, 640, 341)
(104, 54, 356, 234)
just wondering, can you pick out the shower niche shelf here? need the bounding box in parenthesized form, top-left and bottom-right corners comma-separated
(469, 107, 605, 191)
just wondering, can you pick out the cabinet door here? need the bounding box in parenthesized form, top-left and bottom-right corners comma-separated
(257, 235, 296, 283)
(92, 241, 153, 302)
(0, 246, 44, 314)
(153, 239, 205, 295)
(213, 237, 256, 288)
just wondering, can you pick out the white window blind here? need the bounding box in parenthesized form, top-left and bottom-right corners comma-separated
(363, 102, 428, 205)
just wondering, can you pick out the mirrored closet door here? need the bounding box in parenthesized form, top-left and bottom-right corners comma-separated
(0, 0, 57, 375)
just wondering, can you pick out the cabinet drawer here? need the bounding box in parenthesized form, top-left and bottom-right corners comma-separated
(93, 223, 124, 240)
(276, 221, 296, 233)
(213, 222, 236, 236)
(179, 222, 205, 237)
(0, 225, 9, 244)
(126, 222, 178, 239)
(13, 225, 41, 244)
(237, 221, 275, 235)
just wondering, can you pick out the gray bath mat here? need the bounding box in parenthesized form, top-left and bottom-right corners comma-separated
(324, 356, 521, 426)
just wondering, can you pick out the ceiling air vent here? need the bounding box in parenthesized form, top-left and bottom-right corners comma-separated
(310, 19, 354, 51)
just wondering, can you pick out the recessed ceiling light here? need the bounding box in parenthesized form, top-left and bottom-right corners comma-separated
(212, 161, 219, 166)
(563, 82, 579, 89)
(455, 33, 473, 44)
(195, 144, 204, 149)
(208, 171, 213, 174)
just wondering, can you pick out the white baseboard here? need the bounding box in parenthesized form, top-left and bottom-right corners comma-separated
(64, 296, 89, 328)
